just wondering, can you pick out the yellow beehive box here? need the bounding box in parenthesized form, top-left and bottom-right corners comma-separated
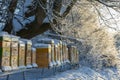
(10, 35, 19, 70)
(35, 44, 52, 68)
(0, 32, 11, 71)
(18, 40, 26, 69)
(37, 39, 56, 66)
(22, 39, 32, 68)
(31, 48, 38, 68)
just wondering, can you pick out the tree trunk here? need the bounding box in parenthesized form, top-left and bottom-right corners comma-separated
(3, 0, 18, 34)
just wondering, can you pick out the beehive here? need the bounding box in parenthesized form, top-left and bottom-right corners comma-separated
(10, 35, 19, 70)
(68, 45, 79, 65)
(31, 48, 38, 68)
(62, 43, 68, 64)
(64, 44, 70, 63)
(62, 43, 65, 64)
(37, 39, 56, 66)
(65, 48, 70, 63)
(18, 40, 26, 69)
(0, 32, 11, 71)
(76, 50, 79, 64)
(59, 41, 63, 65)
(55, 41, 61, 66)
(68, 45, 75, 64)
(22, 39, 32, 68)
(54, 45, 58, 65)
(54, 40, 61, 66)
(35, 44, 52, 68)
(74, 47, 79, 64)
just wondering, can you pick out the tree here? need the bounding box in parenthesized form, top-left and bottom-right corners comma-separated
(0, 0, 119, 38)
(0, 0, 76, 38)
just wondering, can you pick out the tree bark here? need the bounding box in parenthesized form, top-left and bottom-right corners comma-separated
(3, 0, 18, 34)
(16, 6, 50, 39)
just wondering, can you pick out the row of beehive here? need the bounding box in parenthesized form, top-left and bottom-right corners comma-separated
(0, 32, 38, 72)
(34, 39, 79, 68)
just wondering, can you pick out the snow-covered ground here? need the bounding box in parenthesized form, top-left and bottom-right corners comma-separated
(39, 66, 119, 80)
(2, 64, 119, 80)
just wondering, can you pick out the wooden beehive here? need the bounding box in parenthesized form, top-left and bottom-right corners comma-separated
(18, 40, 26, 69)
(54, 40, 61, 66)
(73, 46, 77, 64)
(62, 43, 66, 64)
(22, 39, 32, 68)
(76, 50, 79, 64)
(74, 47, 79, 64)
(0, 32, 11, 71)
(63, 43, 68, 64)
(64, 44, 70, 63)
(31, 48, 38, 68)
(10, 35, 19, 70)
(68, 45, 79, 65)
(58, 43, 62, 66)
(66, 47, 70, 63)
(68, 45, 75, 64)
(35, 44, 52, 68)
(37, 39, 56, 66)
(54, 45, 58, 65)
(62, 43, 65, 64)
(55, 40, 61, 66)
(59, 41, 63, 65)
(55, 42, 61, 66)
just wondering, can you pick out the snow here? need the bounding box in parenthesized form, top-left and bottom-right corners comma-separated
(97, 4, 120, 33)
(14, 9, 20, 14)
(32, 47, 36, 51)
(37, 66, 120, 80)
(60, 0, 72, 15)
(43, 17, 50, 23)
(60, 6, 67, 16)
(45, 0, 54, 23)
(13, 0, 35, 33)
(0, 23, 5, 31)
(34, 44, 51, 48)
(0, 0, 11, 31)
(37, 38, 54, 44)
(24, 0, 33, 12)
